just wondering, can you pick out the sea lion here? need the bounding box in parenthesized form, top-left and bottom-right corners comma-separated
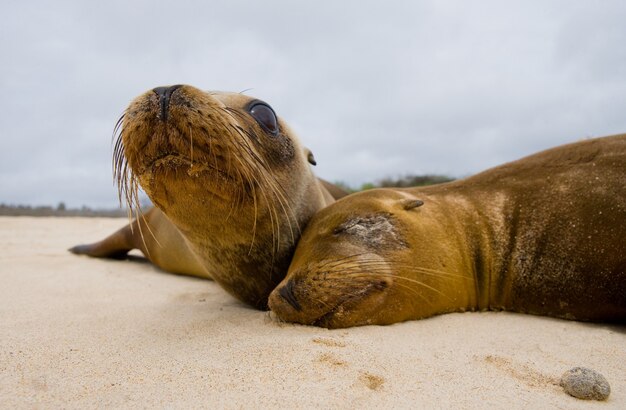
(269, 134, 626, 328)
(71, 85, 347, 309)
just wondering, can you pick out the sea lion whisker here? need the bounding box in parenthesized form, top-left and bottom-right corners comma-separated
(314, 257, 382, 272)
(225, 165, 241, 219)
(223, 137, 236, 184)
(226, 155, 248, 216)
(233, 132, 265, 165)
(261, 173, 299, 245)
(266, 189, 280, 263)
(230, 154, 259, 254)
(322, 275, 434, 306)
(248, 177, 259, 255)
(261, 174, 281, 265)
(129, 189, 154, 258)
(388, 263, 467, 278)
(395, 268, 468, 281)
(223, 107, 254, 125)
(392, 282, 436, 307)
(137, 206, 163, 252)
(271, 179, 301, 241)
(325, 269, 455, 302)
(312, 253, 374, 270)
(266, 180, 285, 260)
(262, 182, 284, 259)
(204, 125, 223, 192)
(317, 260, 390, 271)
(189, 124, 194, 165)
(119, 165, 137, 229)
(112, 126, 128, 207)
(223, 145, 240, 222)
(323, 257, 469, 281)
(311, 295, 334, 311)
(243, 159, 300, 248)
(111, 113, 125, 146)
(342, 261, 469, 281)
(246, 168, 281, 260)
(239, 146, 297, 251)
(113, 129, 135, 217)
(122, 176, 134, 229)
(226, 122, 266, 207)
(340, 272, 452, 302)
(402, 267, 469, 280)
(235, 166, 249, 212)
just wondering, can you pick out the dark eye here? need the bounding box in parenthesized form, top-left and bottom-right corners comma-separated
(249, 103, 279, 135)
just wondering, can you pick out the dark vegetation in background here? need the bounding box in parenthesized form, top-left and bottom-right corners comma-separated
(334, 174, 454, 193)
(0, 174, 453, 217)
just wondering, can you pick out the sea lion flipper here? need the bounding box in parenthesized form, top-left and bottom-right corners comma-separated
(69, 223, 134, 260)
(68, 243, 130, 260)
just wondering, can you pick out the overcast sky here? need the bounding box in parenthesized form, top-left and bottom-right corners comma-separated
(1, 0, 625, 208)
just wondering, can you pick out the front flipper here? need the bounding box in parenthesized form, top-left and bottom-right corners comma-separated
(69, 207, 211, 279)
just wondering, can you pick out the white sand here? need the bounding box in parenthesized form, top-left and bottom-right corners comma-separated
(1, 216, 624, 409)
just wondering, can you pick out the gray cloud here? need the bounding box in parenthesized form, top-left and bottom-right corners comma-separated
(1, 0, 625, 207)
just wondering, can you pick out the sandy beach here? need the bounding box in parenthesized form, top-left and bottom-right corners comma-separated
(1, 216, 624, 408)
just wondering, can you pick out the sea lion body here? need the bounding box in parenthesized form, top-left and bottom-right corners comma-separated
(269, 134, 626, 328)
(71, 85, 345, 308)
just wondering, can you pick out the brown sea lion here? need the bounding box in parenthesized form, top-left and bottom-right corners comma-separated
(71, 85, 347, 309)
(269, 134, 626, 328)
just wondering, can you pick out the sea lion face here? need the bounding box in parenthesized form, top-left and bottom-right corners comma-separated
(116, 85, 302, 213)
(114, 85, 326, 308)
(269, 189, 431, 328)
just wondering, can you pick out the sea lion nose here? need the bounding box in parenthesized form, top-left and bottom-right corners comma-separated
(153, 84, 183, 121)
(278, 280, 302, 311)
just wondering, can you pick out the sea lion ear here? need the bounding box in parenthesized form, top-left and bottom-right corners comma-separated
(305, 148, 317, 166)
(399, 199, 424, 210)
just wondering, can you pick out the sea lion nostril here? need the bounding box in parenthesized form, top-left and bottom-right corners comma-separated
(152, 84, 183, 97)
(373, 280, 388, 291)
(152, 85, 184, 121)
(278, 280, 302, 311)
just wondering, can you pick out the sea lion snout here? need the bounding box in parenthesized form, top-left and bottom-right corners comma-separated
(276, 279, 302, 311)
(269, 253, 396, 328)
(152, 84, 183, 121)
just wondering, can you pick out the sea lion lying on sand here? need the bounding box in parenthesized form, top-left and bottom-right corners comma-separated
(269, 134, 626, 328)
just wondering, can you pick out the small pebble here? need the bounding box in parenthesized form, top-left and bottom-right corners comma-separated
(559, 367, 610, 401)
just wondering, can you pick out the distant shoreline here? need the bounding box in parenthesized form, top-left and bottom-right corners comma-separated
(1, 175, 454, 218)
(0, 204, 127, 218)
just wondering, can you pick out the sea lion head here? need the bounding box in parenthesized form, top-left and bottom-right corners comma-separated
(116, 85, 314, 212)
(269, 188, 457, 328)
(114, 85, 329, 308)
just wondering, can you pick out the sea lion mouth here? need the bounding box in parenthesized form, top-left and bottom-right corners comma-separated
(269, 252, 394, 328)
(310, 280, 389, 328)
(147, 153, 235, 181)
(139, 152, 254, 204)
(270, 275, 390, 328)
